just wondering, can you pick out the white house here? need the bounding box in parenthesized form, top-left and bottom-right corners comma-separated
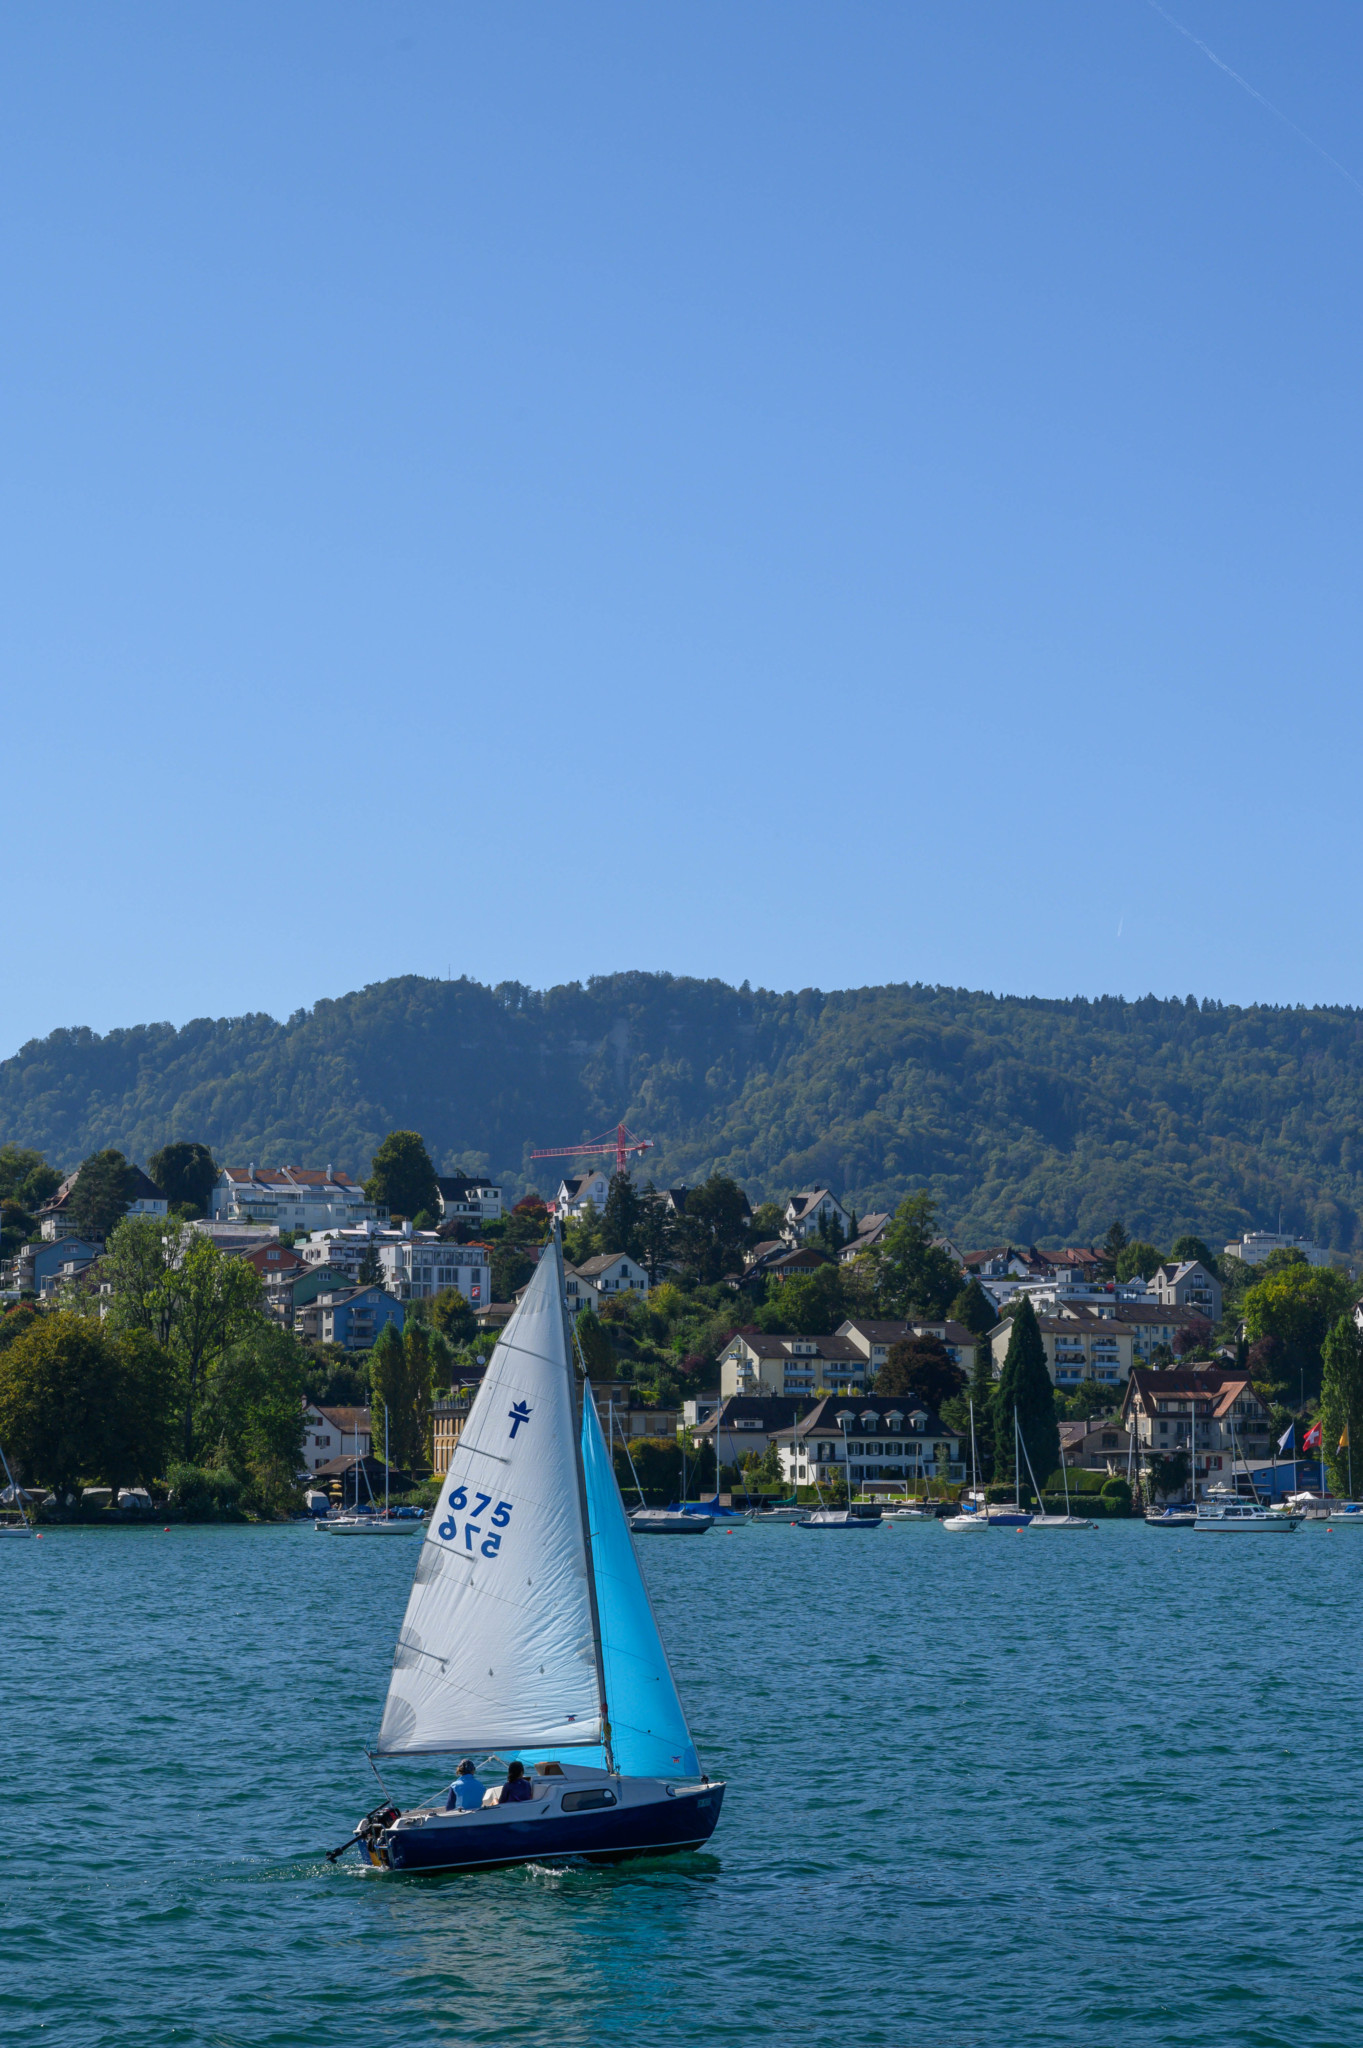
(436, 1174, 503, 1226)
(772, 1395, 964, 1492)
(782, 1189, 853, 1245)
(553, 1169, 613, 1219)
(36, 1163, 168, 1241)
(301, 1403, 371, 1474)
(210, 1165, 384, 1233)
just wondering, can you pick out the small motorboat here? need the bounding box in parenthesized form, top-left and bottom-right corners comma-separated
(1145, 1506, 1197, 1528)
(794, 1509, 881, 1531)
(630, 1509, 713, 1535)
(883, 1504, 936, 1523)
(1194, 1500, 1302, 1532)
(751, 1504, 810, 1524)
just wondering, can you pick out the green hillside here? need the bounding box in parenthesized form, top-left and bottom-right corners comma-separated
(3, 973, 1363, 1251)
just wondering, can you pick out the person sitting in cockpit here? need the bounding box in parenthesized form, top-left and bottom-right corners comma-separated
(498, 1760, 535, 1804)
(445, 1759, 485, 1811)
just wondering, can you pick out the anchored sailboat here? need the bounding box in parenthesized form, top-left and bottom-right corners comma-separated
(334, 1229, 723, 1872)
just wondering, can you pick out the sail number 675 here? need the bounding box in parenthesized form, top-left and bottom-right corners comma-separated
(439, 1486, 513, 1557)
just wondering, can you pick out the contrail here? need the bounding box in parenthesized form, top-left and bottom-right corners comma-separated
(1145, 0, 1363, 199)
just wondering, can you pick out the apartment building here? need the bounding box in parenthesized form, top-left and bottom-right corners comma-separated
(718, 1332, 867, 1400)
(1121, 1369, 1273, 1494)
(210, 1165, 383, 1232)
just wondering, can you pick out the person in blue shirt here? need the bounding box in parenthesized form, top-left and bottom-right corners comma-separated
(445, 1760, 485, 1811)
(498, 1760, 535, 1804)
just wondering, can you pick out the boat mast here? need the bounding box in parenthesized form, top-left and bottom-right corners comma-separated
(558, 1225, 615, 1773)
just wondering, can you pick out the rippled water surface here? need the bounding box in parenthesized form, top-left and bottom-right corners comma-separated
(6, 1517, 1363, 2046)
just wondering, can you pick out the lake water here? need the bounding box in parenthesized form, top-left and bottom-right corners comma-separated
(6, 1516, 1363, 2047)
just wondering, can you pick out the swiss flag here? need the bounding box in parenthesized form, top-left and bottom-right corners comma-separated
(1303, 1422, 1322, 1451)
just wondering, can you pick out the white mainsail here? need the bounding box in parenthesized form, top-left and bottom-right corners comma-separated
(376, 1240, 604, 1756)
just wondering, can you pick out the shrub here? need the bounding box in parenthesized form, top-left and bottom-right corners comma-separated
(1100, 1476, 1133, 1513)
(165, 1462, 243, 1515)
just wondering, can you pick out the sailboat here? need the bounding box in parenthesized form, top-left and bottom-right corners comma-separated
(942, 1398, 992, 1532)
(333, 1230, 723, 1872)
(1015, 1408, 1094, 1530)
(0, 1444, 35, 1539)
(316, 1409, 418, 1534)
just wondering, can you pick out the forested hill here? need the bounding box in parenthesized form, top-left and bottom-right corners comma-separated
(4, 973, 1363, 1251)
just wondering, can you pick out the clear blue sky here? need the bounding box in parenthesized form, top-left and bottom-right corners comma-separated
(4, 1, 1362, 1057)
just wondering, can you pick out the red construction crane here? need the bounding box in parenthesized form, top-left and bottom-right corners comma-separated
(529, 1121, 654, 1178)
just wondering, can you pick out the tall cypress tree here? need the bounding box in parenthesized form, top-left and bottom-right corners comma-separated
(990, 1298, 1059, 1498)
(970, 1334, 996, 1481)
(1320, 1313, 1363, 1500)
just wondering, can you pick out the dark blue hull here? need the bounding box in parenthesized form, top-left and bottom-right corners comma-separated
(383, 1783, 724, 1873)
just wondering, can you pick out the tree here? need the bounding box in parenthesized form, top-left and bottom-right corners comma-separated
(368, 1325, 408, 1467)
(602, 1173, 644, 1259)
(1061, 1378, 1118, 1421)
(0, 1144, 61, 1212)
(635, 1186, 677, 1282)
(1101, 1220, 1129, 1269)
(67, 1150, 137, 1240)
(752, 1263, 849, 1337)
(573, 1310, 616, 1378)
(1115, 1241, 1163, 1283)
(365, 1131, 440, 1222)
(876, 1335, 966, 1412)
(147, 1142, 218, 1218)
(1243, 1263, 1355, 1405)
(871, 1193, 960, 1319)
(357, 1241, 384, 1289)
(969, 1333, 996, 1480)
(1319, 1313, 1363, 1499)
(748, 1201, 785, 1245)
(990, 1298, 1059, 1497)
(103, 1218, 263, 1456)
(102, 1214, 183, 1346)
(1173, 1318, 1213, 1359)
(1146, 1449, 1189, 1503)
(0, 1311, 175, 1499)
(429, 1287, 476, 1345)
(676, 1175, 751, 1285)
(401, 1321, 436, 1471)
(949, 1278, 998, 1336)
(490, 1241, 536, 1303)
(203, 1321, 306, 1504)
(1263, 1246, 1309, 1275)
(1169, 1235, 1218, 1276)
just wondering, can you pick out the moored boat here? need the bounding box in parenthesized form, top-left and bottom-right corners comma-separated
(794, 1508, 881, 1531)
(630, 1509, 712, 1535)
(1195, 1499, 1301, 1531)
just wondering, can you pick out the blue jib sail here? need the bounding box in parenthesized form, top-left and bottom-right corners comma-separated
(580, 1388, 700, 1778)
